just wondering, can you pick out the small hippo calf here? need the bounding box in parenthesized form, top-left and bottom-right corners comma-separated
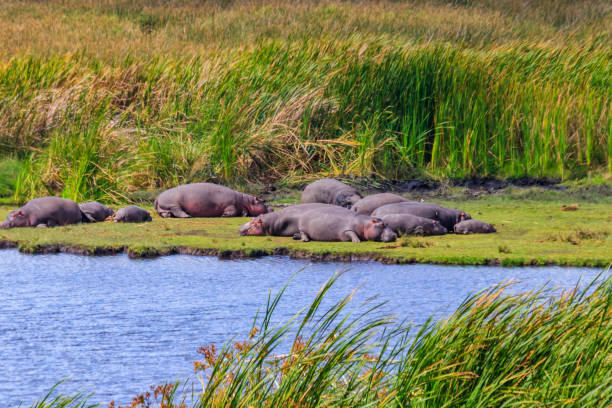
(1, 197, 82, 229)
(79, 201, 114, 222)
(352, 193, 415, 215)
(380, 214, 448, 236)
(296, 207, 396, 243)
(454, 219, 496, 234)
(114, 206, 152, 223)
(301, 178, 362, 208)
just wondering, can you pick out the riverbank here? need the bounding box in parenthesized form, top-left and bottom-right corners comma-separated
(2, 193, 610, 266)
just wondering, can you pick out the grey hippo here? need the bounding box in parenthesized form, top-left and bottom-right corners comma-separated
(239, 203, 336, 237)
(351, 193, 415, 215)
(371, 202, 470, 231)
(296, 207, 396, 243)
(155, 183, 268, 218)
(301, 178, 362, 208)
(79, 201, 114, 223)
(1, 197, 82, 229)
(114, 206, 152, 223)
(380, 214, 448, 236)
(454, 219, 496, 234)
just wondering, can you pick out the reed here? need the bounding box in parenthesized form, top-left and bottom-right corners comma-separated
(0, 0, 610, 201)
(35, 272, 612, 407)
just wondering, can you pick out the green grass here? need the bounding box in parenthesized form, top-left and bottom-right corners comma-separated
(1, 196, 610, 266)
(30, 272, 612, 407)
(0, 0, 610, 202)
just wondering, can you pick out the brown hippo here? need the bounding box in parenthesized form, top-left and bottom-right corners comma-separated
(371, 202, 470, 231)
(114, 206, 152, 223)
(301, 179, 362, 208)
(454, 219, 496, 234)
(155, 183, 268, 218)
(1, 197, 82, 229)
(296, 207, 396, 243)
(79, 201, 114, 223)
(351, 193, 415, 215)
(380, 214, 448, 236)
(239, 203, 340, 236)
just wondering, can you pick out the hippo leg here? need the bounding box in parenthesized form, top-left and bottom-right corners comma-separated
(292, 232, 301, 240)
(299, 231, 311, 242)
(342, 230, 361, 243)
(222, 205, 240, 217)
(169, 206, 191, 218)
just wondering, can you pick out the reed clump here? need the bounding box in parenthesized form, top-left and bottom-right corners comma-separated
(0, 0, 610, 202)
(35, 273, 612, 407)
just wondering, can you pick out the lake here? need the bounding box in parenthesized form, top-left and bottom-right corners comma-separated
(0, 250, 606, 406)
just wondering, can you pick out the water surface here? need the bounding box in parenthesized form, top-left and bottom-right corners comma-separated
(0, 250, 605, 406)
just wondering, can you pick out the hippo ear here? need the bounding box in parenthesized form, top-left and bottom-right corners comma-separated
(16, 210, 24, 216)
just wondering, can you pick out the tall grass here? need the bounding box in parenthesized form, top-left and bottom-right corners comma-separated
(0, 0, 610, 201)
(37, 273, 612, 407)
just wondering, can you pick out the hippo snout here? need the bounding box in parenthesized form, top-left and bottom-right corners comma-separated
(239, 221, 251, 236)
(381, 227, 397, 243)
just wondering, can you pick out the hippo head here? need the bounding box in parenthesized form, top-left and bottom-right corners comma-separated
(104, 207, 115, 219)
(485, 223, 496, 233)
(2, 209, 30, 229)
(239, 217, 265, 236)
(380, 226, 398, 243)
(247, 197, 268, 216)
(337, 192, 362, 208)
(461, 211, 471, 221)
(363, 218, 395, 242)
(431, 220, 448, 235)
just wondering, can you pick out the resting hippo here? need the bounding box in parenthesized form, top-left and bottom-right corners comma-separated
(79, 201, 114, 222)
(351, 193, 415, 215)
(371, 202, 470, 231)
(301, 179, 362, 208)
(114, 206, 152, 223)
(296, 208, 396, 243)
(454, 219, 496, 234)
(1, 197, 82, 229)
(380, 214, 448, 236)
(155, 183, 268, 218)
(239, 203, 340, 236)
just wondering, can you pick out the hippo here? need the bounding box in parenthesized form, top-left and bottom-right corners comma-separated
(239, 203, 342, 236)
(155, 183, 268, 218)
(351, 193, 415, 215)
(380, 214, 448, 236)
(371, 202, 470, 231)
(114, 206, 152, 223)
(296, 208, 396, 243)
(79, 201, 114, 223)
(1, 197, 82, 229)
(454, 219, 496, 234)
(301, 179, 362, 208)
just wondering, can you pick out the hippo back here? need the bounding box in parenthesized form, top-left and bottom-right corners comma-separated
(352, 193, 414, 215)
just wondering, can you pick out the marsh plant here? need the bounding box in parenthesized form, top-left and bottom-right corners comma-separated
(0, 0, 610, 202)
(34, 272, 612, 407)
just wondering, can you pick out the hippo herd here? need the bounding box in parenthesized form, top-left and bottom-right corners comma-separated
(1, 179, 496, 243)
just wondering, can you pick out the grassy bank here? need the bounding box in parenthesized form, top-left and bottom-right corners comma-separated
(0, 0, 610, 202)
(32, 273, 612, 407)
(1, 195, 610, 266)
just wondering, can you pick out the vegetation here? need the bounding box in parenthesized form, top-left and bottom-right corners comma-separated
(1, 196, 610, 266)
(32, 272, 612, 407)
(0, 0, 610, 202)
